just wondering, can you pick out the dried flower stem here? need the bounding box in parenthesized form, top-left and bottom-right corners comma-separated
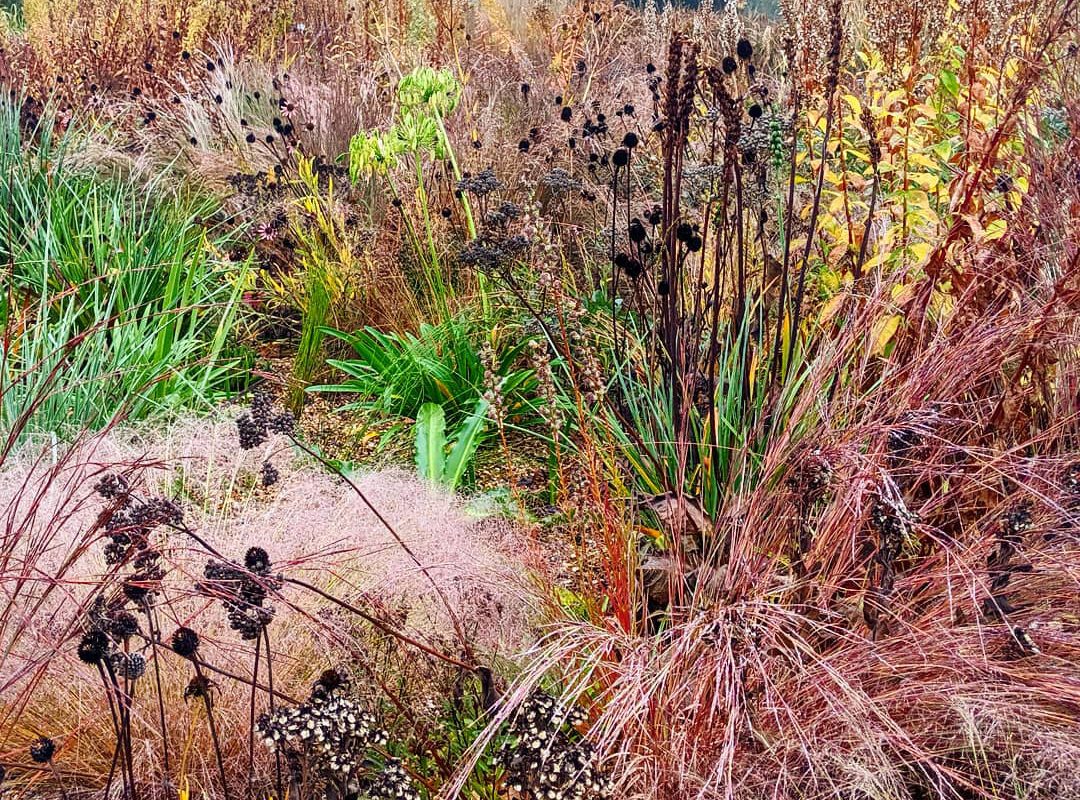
(191, 659, 231, 800)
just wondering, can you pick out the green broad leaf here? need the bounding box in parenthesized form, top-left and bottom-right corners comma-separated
(415, 402, 447, 485)
(938, 70, 960, 97)
(442, 399, 489, 490)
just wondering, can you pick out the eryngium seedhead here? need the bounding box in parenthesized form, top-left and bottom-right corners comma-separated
(111, 651, 147, 680)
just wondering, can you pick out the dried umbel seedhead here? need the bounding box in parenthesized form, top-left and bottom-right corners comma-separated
(260, 460, 279, 487)
(457, 166, 502, 197)
(498, 690, 612, 800)
(238, 391, 294, 450)
(258, 682, 388, 778)
(364, 759, 420, 800)
(1000, 501, 1033, 545)
(312, 668, 349, 697)
(870, 496, 913, 557)
(237, 412, 269, 450)
(95, 473, 130, 499)
(201, 552, 280, 640)
(787, 449, 833, 505)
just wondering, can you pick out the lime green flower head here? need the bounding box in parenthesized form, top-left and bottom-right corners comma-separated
(397, 66, 461, 117)
(391, 112, 447, 158)
(349, 130, 402, 180)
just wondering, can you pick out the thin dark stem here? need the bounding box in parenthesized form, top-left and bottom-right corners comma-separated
(192, 660, 231, 800)
(771, 90, 801, 384)
(103, 736, 121, 800)
(143, 635, 300, 703)
(144, 601, 172, 783)
(247, 634, 261, 800)
(96, 661, 130, 800)
(788, 91, 837, 370)
(854, 169, 880, 279)
(103, 657, 137, 800)
(261, 628, 283, 800)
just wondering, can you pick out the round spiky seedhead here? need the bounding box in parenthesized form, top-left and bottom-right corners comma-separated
(122, 578, 149, 603)
(29, 737, 55, 763)
(736, 38, 754, 60)
(314, 668, 347, 695)
(77, 630, 110, 665)
(171, 627, 200, 658)
(108, 611, 140, 641)
(245, 546, 271, 574)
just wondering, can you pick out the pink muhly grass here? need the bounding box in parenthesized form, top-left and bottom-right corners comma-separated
(0, 412, 542, 795)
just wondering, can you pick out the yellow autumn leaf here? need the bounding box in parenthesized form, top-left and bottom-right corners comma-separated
(908, 152, 939, 169)
(818, 292, 847, 327)
(891, 282, 916, 304)
(870, 314, 903, 356)
(911, 173, 941, 190)
(909, 241, 933, 264)
(843, 94, 863, 119)
(984, 218, 1007, 241)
